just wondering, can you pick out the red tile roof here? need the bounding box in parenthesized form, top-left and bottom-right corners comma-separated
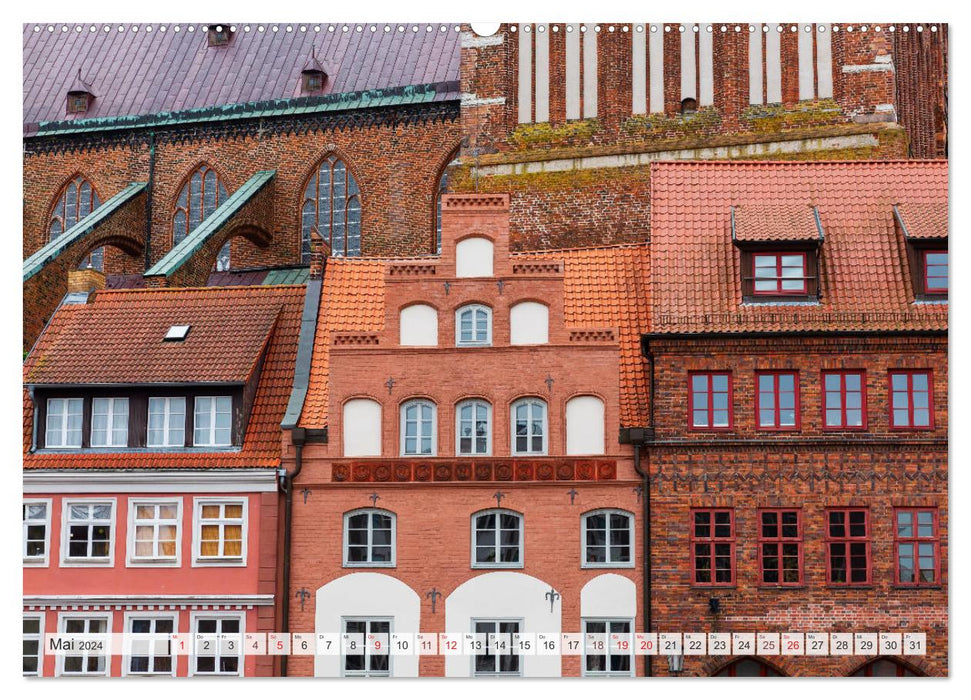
(896, 202, 948, 240)
(23, 23, 459, 127)
(299, 244, 651, 429)
(733, 203, 821, 242)
(24, 285, 305, 469)
(650, 161, 948, 334)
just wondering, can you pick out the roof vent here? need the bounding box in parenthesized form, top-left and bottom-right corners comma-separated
(301, 47, 328, 94)
(164, 324, 191, 342)
(67, 69, 95, 114)
(207, 24, 233, 47)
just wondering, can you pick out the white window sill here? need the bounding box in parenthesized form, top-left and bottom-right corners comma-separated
(60, 558, 113, 568)
(192, 557, 245, 568)
(471, 563, 524, 570)
(126, 558, 180, 568)
(581, 562, 636, 570)
(342, 561, 397, 569)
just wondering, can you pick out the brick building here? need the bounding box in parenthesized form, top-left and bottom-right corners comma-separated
(643, 160, 947, 676)
(22, 284, 304, 676)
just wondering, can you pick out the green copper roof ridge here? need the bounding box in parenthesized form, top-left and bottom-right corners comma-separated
(23, 182, 147, 282)
(30, 82, 452, 136)
(145, 170, 275, 278)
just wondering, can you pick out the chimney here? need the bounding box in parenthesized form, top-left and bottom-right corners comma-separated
(67, 267, 105, 298)
(308, 230, 327, 280)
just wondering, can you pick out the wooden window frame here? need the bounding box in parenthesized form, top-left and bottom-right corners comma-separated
(56, 613, 111, 677)
(825, 507, 871, 587)
(60, 498, 116, 567)
(470, 618, 523, 677)
(122, 612, 178, 677)
(45, 397, 84, 448)
(189, 612, 244, 677)
(127, 498, 182, 567)
(888, 369, 935, 430)
(581, 509, 635, 568)
(510, 397, 548, 456)
(690, 508, 735, 587)
(471, 508, 524, 569)
(755, 370, 801, 431)
(688, 371, 733, 431)
(341, 617, 393, 677)
(758, 508, 803, 587)
(582, 618, 635, 677)
(455, 304, 493, 347)
(893, 507, 940, 587)
(191, 497, 247, 567)
(342, 508, 397, 568)
(821, 370, 868, 431)
(922, 249, 948, 293)
(456, 399, 492, 456)
(741, 247, 819, 301)
(193, 395, 233, 447)
(399, 399, 437, 456)
(23, 613, 45, 677)
(90, 397, 130, 447)
(23, 498, 52, 567)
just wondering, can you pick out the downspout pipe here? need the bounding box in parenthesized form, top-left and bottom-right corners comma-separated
(279, 426, 306, 677)
(633, 442, 652, 677)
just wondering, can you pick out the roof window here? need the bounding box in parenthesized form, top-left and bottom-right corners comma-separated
(164, 325, 191, 341)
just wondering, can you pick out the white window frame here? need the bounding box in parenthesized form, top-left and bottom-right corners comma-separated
(23, 498, 52, 567)
(581, 509, 635, 569)
(188, 611, 244, 677)
(60, 498, 116, 567)
(455, 304, 493, 346)
(399, 399, 437, 456)
(90, 397, 129, 447)
(471, 509, 525, 569)
(147, 396, 186, 447)
(193, 396, 233, 447)
(45, 397, 83, 448)
(582, 618, 635, 677)
(192, 497, 248, 567)
(342, 508, 397, 568)
(127, 498, 182, 567)
(470, 618, 524, 677)
(23, 613, 45, 677)
(456, 399, 493, 456)
(510, 398, 548, 456)
(122, 611, 178, 677)
(56, 612, 112, 677)
(340, 616, 394, 677)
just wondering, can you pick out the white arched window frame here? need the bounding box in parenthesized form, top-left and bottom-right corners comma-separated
(399, 399, 437, 456)
(455, 237, 494, 278)
(509, 302, 549, 345)
(581, 510, 635, 568)
(342, 398, 382, 457)
(399, 304, 439, 347)
(510, 398, 548, 456)
(456, 399, 492, 456)
(455, 304, 492, 346)
(343, 509, 396, 567)
(471, 509, 524, 568)
(566, 395, 606, 455)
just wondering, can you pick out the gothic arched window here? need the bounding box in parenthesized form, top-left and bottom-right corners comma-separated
(173, 165, 231, 271)
(49, 176, 103, 271)
(301, 155, 361, 259)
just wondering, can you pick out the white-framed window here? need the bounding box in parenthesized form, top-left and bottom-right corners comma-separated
(128, 499, 181, 566)
(511, 398, 548, 455)
(124, 613, 176, 677)
(45, 397, 83, 448)
(582, 619, 634, 677)
(510, 301, 549, 345)
(399, 304, 439, 346)
(147, 397, 186, 447)
(582, 509, 634, 568)
(472, 509, 524, 568)
(342, 617, 392, 677)
(342, 398, 382, 457)
(472, 619, 522, 676)
(193, 396, 232, 446)
(456, 399, 492, 455)
(91, 397, 129, 447)
(566, 395, 606, 455)
(62, 499, 115, 566)
(23, 499, 52, 566)
(400, 399, 437, 456)
(193, 498, 246, 566)
(343, 509, 396, 567)
(190, 614, 243, 677)
(456, 237, 494, 278)
(57, 614, 111, 677)
(23, 614, 44, 676)
(456, 304, 492, 346)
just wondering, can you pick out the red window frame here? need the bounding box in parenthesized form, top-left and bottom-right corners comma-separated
(688, 371, 733, 431)
(922, 249, 948, 294)
(755, 371, 801, 431)
(690, 508, 735, 587)
(893, 507, 940, 587)
(821, 370, 868, 431)
(888, 370, 935, 430)
(826, 508, 871, 586)
(758, 509, 803, 587)
(752, 251, 808, 296)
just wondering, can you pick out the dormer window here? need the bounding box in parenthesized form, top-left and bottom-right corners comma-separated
(893, 204, 948, 301)
(66, 69, 95, 115)
(923, 251, 948, 294)
(207, 24, 232, 47)
(753, 252, 808, 295)
(302, 70, 325, 93)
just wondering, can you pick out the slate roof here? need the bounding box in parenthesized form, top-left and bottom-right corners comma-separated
(298, 243, 652, 430)
(23, 285, 305, 469)
(23, 22, 460, 128)
(650, 161, 948, 335)
(732, 203, 822, 243)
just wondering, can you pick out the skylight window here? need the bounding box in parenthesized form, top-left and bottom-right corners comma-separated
(164, 325, 191, 341)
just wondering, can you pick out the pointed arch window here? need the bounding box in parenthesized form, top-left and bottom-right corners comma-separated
(435, 148, 459, 254)
(172, 165, 231, 271)
(49, 176, 103, 271)
(301, 155, 361, 259)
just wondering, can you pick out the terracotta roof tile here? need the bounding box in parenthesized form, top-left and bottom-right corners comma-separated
(650, 161, 948, 335)
(896, 201, 948, 240)
(24, 285, 305, 469)
(733, 203, 821, 242)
